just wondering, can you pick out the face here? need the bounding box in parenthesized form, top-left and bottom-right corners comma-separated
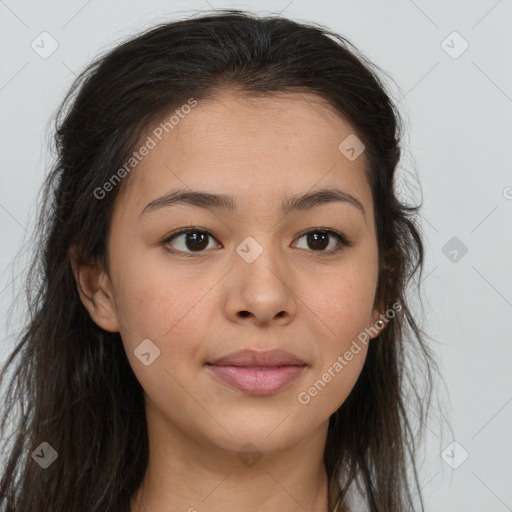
(78, 90, 384, 455)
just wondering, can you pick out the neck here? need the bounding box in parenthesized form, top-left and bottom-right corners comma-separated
(130, 401, 334, 512)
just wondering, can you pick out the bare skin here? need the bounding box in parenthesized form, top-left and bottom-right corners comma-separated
(71, 90, 385, 512)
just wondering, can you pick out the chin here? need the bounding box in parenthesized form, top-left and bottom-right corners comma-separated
(200, 410, 320, 456)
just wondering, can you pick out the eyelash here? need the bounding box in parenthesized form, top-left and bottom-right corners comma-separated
(161, 227, 352, 257)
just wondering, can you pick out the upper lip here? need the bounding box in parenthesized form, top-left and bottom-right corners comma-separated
(207, 349, 307, 367)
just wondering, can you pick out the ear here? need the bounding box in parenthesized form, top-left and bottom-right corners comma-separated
(68, 249, 120, 333)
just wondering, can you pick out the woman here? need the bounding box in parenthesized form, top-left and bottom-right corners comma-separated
(0, 10, 438, 512)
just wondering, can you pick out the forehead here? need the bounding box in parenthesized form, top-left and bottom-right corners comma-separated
(114, 90, 373, 219)
(154, 90, 359, 163)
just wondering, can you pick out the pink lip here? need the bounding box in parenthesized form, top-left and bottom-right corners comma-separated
(206, 349, 308, 395)
(206, 365, 306, 394)
(208, 348, 307, 367)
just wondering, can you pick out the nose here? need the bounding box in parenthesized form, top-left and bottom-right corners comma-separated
(226, 239, 298, 326)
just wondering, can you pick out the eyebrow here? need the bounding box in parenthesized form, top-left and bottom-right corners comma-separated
(140, 186, 366, 219)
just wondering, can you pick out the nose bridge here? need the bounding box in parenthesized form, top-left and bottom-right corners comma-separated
(232, 197, 284, 255)
(234, 224, 287, 274)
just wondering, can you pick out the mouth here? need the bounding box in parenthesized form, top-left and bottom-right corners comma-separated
(205, 349, 309, 395)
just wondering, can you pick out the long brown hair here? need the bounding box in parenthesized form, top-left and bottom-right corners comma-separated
(0, 10, 439, 511)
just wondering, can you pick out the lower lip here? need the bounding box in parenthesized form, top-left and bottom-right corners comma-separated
(206, 364, 306, 395)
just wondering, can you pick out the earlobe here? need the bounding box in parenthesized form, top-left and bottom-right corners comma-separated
(369, 307, 387, 340)
(68, 252, 120, 333)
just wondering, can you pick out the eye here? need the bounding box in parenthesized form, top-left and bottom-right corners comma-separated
(292, 228, 351, 255)
(162, 227, 351, 256)
(162, 227, 219, 255)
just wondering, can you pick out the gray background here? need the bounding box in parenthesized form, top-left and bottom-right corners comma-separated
(1, 1, 511, 510)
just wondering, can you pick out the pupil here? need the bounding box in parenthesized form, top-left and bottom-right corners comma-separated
(308, 231, 328, 251)
(186, 232, 208, 251)
(183, 231, 330, 252)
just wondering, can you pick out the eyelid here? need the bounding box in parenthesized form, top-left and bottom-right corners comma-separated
(161, 226, 217, 245)
(161, 226, 352, 256)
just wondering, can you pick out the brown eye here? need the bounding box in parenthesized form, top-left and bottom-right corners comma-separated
(162, 227, 351, 257)
(293, 229, 351, 255)
(163, 228, 218, 254)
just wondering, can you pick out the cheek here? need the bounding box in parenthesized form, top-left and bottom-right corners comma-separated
(112, 264, 212, 402)
(307, 279, 373, 387)
(297, 277, 374, 414)
(301, 250, 378, 397)
(310, 258, 378, 341)
(110, 252, 209, 358)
